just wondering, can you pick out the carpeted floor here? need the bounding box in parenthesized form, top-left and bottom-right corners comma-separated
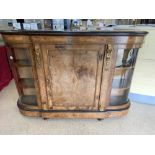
(0, 80, 155, 135)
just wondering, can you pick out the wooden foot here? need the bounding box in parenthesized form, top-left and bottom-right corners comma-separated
(43, 118, 48, 120)
(97, 118, 103, 121)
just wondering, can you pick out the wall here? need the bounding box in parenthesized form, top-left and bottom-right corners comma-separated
(129, 26, 155, 104)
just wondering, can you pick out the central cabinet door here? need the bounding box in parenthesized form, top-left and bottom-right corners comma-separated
(41, 44, 104, 110)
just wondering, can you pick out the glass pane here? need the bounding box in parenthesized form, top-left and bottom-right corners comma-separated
(112, 68, 134, 88)
(116, 48, 138, 67)
(109, 48, 138, 106)
(110, 89, 129, 106)
(20, 95, 37, 106)
(14, 48, 32, 65)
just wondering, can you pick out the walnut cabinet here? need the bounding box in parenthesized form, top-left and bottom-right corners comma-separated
(0, 30, 148, 119)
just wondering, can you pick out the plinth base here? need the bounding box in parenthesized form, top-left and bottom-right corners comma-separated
(17, 99, 130, 119)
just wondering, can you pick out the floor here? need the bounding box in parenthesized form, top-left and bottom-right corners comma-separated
(0, 80, 155, 135)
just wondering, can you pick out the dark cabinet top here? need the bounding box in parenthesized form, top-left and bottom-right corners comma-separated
(0, 30, 148, 36)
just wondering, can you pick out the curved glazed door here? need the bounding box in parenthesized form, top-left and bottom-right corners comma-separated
(109, 48, 139, 106)
(40, 44, 105, 110)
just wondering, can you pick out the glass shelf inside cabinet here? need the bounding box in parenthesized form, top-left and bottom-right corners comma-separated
(19, 78, 35, 88)
(15, 59, 32, 67)
(109, 48, 139, 106)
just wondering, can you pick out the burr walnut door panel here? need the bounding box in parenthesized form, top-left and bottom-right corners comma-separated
(41, 44, 104, 110)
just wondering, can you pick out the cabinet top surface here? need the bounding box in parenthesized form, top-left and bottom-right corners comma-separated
(0, 30, 148, 36)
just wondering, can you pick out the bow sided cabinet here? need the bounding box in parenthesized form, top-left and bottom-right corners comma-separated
(0, 30, 147, 119)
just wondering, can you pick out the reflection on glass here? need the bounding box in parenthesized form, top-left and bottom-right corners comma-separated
(116, 49, 138, 67)
(112, 68, 134, 88)
(109, 89, 129, 106)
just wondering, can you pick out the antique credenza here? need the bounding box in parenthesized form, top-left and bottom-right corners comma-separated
(0, 30, 148, 119)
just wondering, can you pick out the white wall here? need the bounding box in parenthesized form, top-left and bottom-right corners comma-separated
(130, 27, 155, 96)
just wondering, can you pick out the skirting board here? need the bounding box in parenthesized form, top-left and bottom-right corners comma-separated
(129, 93, 155, 105)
